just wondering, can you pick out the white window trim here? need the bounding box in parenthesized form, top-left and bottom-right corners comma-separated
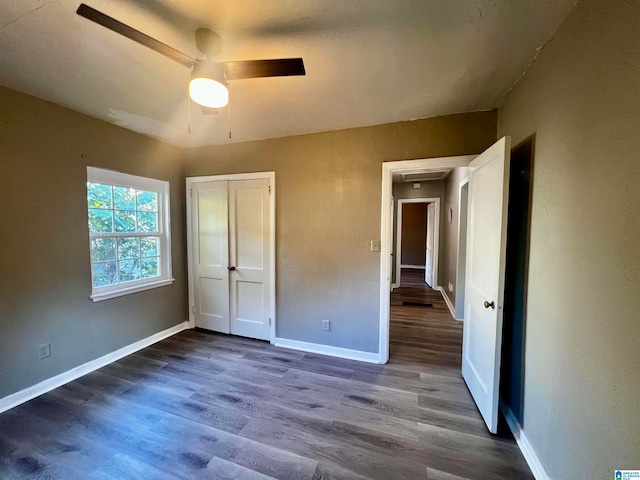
(87, 167, 174, 302)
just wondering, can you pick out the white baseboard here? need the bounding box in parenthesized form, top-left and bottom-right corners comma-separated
(501, 402, 550, 480)
(274, 337, 380, 364)
(437, 287, 461, 321)
(400, 264, 426, 269)
(0, 321, 189, 414)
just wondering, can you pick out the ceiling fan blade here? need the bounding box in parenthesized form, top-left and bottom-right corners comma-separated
(222, 58, 305, 81)
(76, 3, 195, 68)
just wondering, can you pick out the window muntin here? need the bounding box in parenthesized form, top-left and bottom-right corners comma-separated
(86, 168, 173, 301)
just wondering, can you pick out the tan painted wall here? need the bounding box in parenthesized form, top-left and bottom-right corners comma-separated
(185, 112, 497, 352)
(400, 203, 427, 266)
(441, 167, 468, 309)
(497, 0, 640, 476)
(0, 86, 187, 399)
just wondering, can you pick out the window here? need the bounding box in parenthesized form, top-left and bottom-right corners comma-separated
(86, 167, 174, 301)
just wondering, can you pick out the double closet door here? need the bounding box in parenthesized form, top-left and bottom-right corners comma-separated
(191, 178, 271, 341)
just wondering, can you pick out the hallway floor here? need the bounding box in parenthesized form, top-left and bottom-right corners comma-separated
(390, 268, 463, 367)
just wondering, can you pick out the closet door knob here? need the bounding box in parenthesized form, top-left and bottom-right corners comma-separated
(228, 266, 236, 271)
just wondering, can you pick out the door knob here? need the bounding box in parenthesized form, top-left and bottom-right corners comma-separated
(228, 266, 236, 271)
(484, 300, 495, 309)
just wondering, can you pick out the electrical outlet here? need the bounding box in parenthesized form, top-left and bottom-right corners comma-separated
(322, 320, 330, 332)
(38, 343, 51, 359)
(448, 282, 454, 292)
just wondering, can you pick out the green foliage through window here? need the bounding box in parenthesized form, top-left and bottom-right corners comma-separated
(88, 183, 158, 234)
(87, 182, 162, 288)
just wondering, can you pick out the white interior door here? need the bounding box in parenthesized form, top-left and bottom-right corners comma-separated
(462, 136, 511, 433)
(191, 181, 230, 332)
(424, 203, 435, 287)
(228, 179, 271, 341)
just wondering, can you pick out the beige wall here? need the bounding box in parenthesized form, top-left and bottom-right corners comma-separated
(497, 0, 640, 477)
(185, 112, 497, 352)
(0, 86, 187, 399)
(441, 167, 468, 309)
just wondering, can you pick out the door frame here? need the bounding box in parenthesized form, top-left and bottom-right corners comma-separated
(186, 171, 276, 343)
(395, 198, 440, 288)
(379, 156, 475, 363)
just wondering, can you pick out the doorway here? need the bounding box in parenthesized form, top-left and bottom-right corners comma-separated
(395, 198, 440, 289)
(379, 155, 475, 363)
(500, 136, 535, 425)
(186, 172, 276, 343)
(380, 139, 533, 436)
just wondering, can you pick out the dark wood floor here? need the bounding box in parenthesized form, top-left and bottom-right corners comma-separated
(0, 270, 533, 480)
(391, 269, 463, 368)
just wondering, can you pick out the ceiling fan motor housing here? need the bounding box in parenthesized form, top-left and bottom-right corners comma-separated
(191, 60, 226, 84)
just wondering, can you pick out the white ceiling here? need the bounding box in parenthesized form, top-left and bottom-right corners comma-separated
(0, 0, 576, 148)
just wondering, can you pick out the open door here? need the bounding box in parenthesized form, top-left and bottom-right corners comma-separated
(424, 203, 436, 287)
(462, 136, 511, 433)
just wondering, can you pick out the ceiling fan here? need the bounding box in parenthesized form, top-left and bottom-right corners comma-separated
(76, 4, 306, 109)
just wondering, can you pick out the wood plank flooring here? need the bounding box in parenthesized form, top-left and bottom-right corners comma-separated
(0, 270, 533, 479)
(390, 269, 463, 368)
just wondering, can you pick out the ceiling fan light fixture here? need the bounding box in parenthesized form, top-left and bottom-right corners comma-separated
(189, 61, 228, 108)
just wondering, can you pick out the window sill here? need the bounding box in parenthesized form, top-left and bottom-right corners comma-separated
(90, 278, 175, 302)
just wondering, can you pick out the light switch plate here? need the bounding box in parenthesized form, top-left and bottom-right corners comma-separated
(370, 240, 380, 252)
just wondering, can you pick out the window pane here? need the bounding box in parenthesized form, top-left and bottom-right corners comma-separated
(114, 210, 136, 232)
(137, 190, 158, 212)
(87, 183, 112, 209)
(118, 259, 141, 282)
(91, 238, 116, 262)
(114, 187, 136, 211)
(140, 237, 158, 257)
(88, 209, 113, 233)
(92, 261, 117, 287)
(137, 212, 158, 233)
(141, 257, 159, 279)
(117, 237, 140, 260)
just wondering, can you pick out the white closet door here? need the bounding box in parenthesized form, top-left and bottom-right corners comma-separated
(228, 179, 271, 341)
(191, 181, 230, 332)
